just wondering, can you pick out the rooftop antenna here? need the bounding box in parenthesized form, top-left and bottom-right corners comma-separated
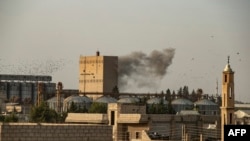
(216, 78, 218, 96)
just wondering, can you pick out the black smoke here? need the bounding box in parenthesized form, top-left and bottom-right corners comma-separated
(118, 48, 175, 92)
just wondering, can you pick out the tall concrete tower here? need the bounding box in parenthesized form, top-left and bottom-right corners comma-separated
(220, 56, 235, 141)
(79, 51, 118, 100)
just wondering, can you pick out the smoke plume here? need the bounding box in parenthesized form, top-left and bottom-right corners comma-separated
(118, 48, 175, 92)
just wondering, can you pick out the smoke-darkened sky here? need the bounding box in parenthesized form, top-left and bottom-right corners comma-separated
(0, 0, 249, 102)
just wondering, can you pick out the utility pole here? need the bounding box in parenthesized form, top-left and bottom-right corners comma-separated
(37, 82, 44, 106)
(56, 82, 63, 113)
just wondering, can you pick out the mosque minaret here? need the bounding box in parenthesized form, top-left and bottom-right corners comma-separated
(220, 56, 235, 141)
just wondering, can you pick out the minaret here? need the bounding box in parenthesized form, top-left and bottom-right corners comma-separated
(221, 56, 235, 141)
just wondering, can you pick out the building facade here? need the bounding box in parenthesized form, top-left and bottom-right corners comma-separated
(79, 51, 118, 100)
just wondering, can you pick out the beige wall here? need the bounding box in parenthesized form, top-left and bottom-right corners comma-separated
(79, 55, 118, 100)
(0, 122, 112, 141)
(127, 124, 149, 140)
(119, 104, 146, 114)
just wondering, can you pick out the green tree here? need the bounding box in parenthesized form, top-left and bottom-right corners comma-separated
(172, 90, 176, 100)
(30, 102, 58, 123)
(4, 112, 18, 122)
(140, 96, 148, 104)
(68, 102, 78, 113)
(196, 88, 203, 100)
(147, 99, 168, 114)
(57, 112, 68, 123)
(147, 104, 156, 114)
(0, 115, 5, 122)
(112, 85, 119, 99)
(78, 105, 88, 113)
(190, 89, 197, 102)
(166, 89, 171, 101)
(88, 102, 107, 113)
(112, 85, 119, 93)
(68, 102, 88, 113)
(183, 86, 189, 99)
(177, 87, 183, 98)
(2, 112, 18, 122)
(167, 100, 176, 114)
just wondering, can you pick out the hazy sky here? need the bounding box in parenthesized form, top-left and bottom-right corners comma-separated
(1, 0, 249, 102)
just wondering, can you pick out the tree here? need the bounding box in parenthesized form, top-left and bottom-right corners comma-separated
(140, 96, 148, 105)
(196, 88, 203, 100)
(112, 85, 119, 93)
(147, 104, 156, 114)
(0, 112, 18, 122)
(177, 87, 183, 98)
(67, 102, 88, 113)
(147, 99, 168, 114)
(0, 115, 5, 122)
(190, 89, 197, 102)
(167, 100, 176, 114)
(68, 102, 78, 113)
(57, 112, 68, 123)
(172, 90, 176, 99)
(29, 102, 58, 123)
(88, 102, 107, 113)
(112, 85, 119, 99)
(166, 89, 171, 101)
(183, 86, 189, 99)
(4, 112, 18, 122)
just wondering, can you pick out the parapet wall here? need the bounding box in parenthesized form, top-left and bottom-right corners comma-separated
(0, 122, 112, 141)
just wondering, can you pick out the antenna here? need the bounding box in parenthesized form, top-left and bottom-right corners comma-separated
(227, 56, 230, 64)
(216, 78, 218, 96)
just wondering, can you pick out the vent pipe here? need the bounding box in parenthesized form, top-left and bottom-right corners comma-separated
(96, 51, 100, 56)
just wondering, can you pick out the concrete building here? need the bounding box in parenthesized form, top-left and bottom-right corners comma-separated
(79, 51, 118, 100)
(66, 103, 221, 141)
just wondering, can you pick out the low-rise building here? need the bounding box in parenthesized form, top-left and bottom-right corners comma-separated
(66, 103, 221, 141)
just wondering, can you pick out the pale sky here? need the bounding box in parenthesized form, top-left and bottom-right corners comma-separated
(0, 0, 249, 102)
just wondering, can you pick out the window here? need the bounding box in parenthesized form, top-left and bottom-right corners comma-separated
(230, 113, 232, 124)
(223, 94, 226, 106)
(136, 132, 140, 139)
(224, 74, 227, 83)
(111, 111, 115, 125)
(125, 132, 130, 140)
(229, 87, 232, 99)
